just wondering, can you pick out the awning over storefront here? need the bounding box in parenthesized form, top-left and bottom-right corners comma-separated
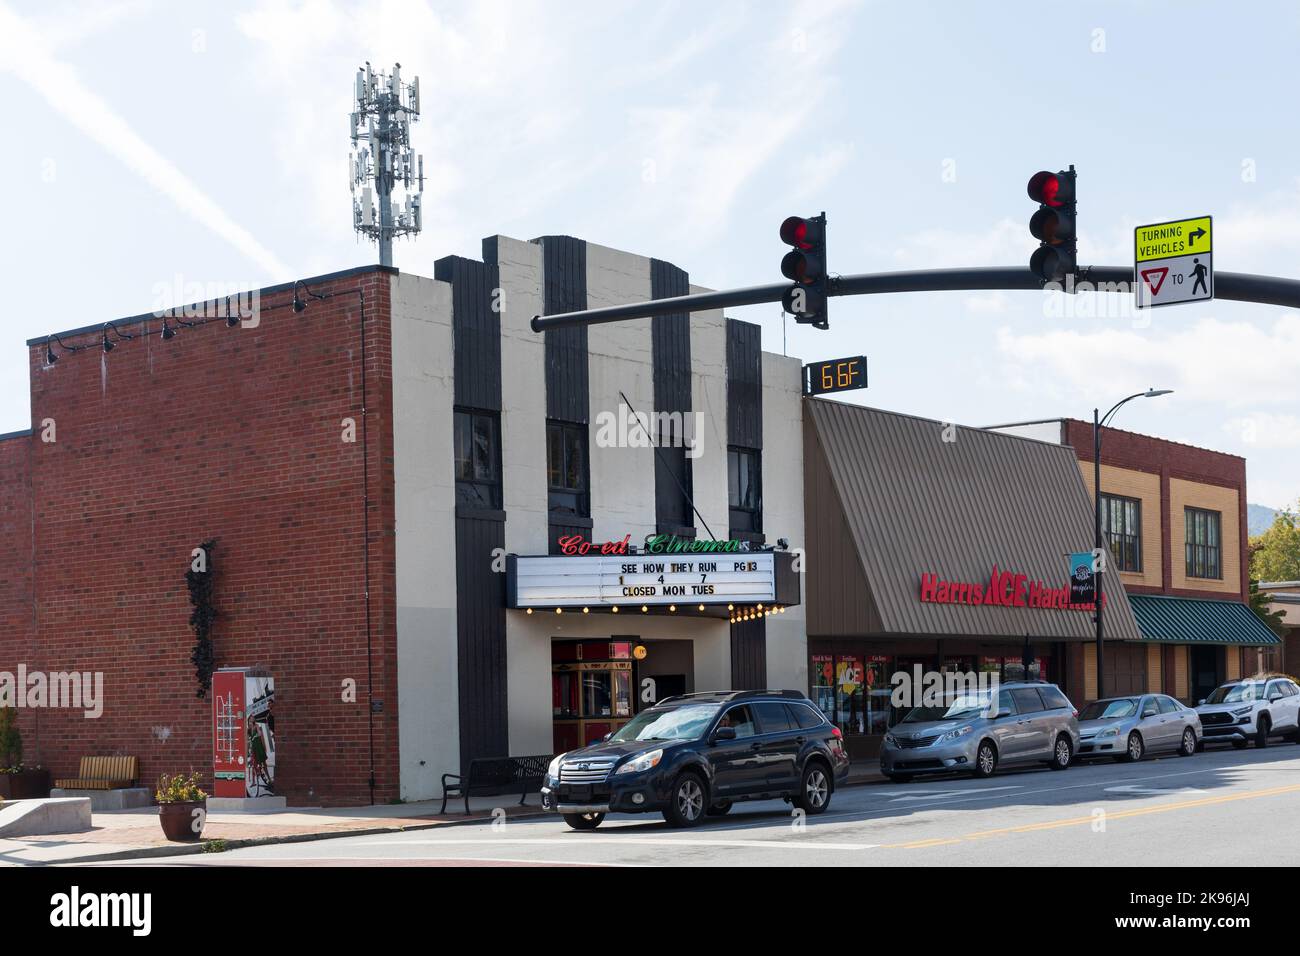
(1128, 594, 1281, 646)
(803, 398, 1142, 641)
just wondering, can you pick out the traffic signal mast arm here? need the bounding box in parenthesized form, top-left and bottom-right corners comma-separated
(529, 266, 1300, 332)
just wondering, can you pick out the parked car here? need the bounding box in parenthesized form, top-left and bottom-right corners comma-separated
(540, 690, 851, 830)
(1076, 694, 1200, 761)
(1195, 677, 1300, 749)
(880, 681, 1079, 782)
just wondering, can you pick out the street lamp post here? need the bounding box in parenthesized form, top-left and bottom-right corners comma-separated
(1093, 389, 1173, 700)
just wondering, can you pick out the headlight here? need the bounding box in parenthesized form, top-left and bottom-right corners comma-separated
(615, 749, 663, 775)
(1232, 706, 1254, 717)
(884, 734, 899, 748)
(940, 725, 973, 742)
(547, 754, 565, 778)
(1098, 725, 1121, 738)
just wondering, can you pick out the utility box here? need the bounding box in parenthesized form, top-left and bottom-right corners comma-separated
(212, 668, 277, 799)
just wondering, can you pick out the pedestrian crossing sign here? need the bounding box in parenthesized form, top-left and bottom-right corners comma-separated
(1134, 215, 1213, 308)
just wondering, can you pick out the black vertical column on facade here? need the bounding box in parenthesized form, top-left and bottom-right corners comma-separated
(650, 259, 694, 535)
(537, 236, 591, 554)
(437, 253, 508, 773)
(726, 318, 767, 686)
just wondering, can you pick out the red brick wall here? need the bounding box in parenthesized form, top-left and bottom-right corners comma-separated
(1064, 418, 1249, 602)
(12, 267, 398, 806)
(0, 433, 36, 761)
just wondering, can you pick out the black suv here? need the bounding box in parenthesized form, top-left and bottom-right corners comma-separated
(540, 690, 851, 830)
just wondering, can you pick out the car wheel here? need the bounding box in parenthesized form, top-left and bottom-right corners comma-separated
(973, 740, 998, 778)
(1255, 716, 1271, 748)
(663, 772, 707, 828)
(562, 812, 605, 831)
(705, 801, 733, 817)
(1048, 734, 1073, 770)
(1124, 732, 1144, 763)
(794, 761, 832, 814)
(1178, 728, 1196, 757)
(886, 773, 913, 783)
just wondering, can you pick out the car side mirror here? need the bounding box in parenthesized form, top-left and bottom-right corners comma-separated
(602, 732, 613, 741)
(1269, 693, 1283, 703)
(996, 708, 1012, 719)
(1198, 699, 1206, 706)
(712, 726, 736, 742)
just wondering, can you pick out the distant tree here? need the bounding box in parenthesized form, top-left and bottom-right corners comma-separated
(1250, 503, 1300, 583)
(1248, 579, 1287, 636)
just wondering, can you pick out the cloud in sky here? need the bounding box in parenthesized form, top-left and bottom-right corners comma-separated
(0, 2, 293, 278)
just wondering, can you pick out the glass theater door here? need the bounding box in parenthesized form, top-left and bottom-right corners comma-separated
(552, 661, 632, 753)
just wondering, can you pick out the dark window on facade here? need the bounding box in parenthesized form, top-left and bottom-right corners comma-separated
(655, 417, 694, 530)
(1100, 493, 1142, 573)
(728, 446, 762, 533)
(546, 420, 589, 518)
(1185, 507, 1221, 579)
(454, 408, 501, 509)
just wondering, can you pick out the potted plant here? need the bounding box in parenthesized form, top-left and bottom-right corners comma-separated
(156, 772, 209, 842)
(0, 707, 49, 800)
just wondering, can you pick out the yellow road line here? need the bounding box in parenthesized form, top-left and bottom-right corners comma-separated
(886, 783, 1300, 849)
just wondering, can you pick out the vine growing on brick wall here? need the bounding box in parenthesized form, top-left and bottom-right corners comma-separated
(186, 539, 218, 698)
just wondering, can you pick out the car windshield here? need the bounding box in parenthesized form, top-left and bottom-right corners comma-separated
(900, 694, 991, 723)
(1080, 698, 1138, 720)
(1206, 682, 1266, 704)
(608, 704, 720, 742)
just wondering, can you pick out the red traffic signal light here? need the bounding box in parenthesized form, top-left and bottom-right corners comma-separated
(1027, 167, 1077, 282)
(780, 213, 828, 328)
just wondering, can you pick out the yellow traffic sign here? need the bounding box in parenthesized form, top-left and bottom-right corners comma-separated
(1135, 216, 1212, 262)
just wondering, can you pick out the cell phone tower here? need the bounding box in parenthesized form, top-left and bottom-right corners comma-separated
(350, 61, 424, 267)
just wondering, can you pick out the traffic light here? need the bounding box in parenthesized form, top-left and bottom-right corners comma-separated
(780, 212, 828, 329)
(1027, 166, 1077, 283)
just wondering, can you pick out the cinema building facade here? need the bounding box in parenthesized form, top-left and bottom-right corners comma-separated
(0, 236, 805, 806)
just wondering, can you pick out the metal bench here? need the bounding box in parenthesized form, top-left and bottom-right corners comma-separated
(440, 754, 552, 815)
(53, 755, 140, 791)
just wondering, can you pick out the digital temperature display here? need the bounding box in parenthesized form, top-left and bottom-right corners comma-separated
(804, 356, 867, 396)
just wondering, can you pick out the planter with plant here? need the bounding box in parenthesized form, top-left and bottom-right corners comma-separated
(156, 772, 209, 841)
(0, 707, 49, 800)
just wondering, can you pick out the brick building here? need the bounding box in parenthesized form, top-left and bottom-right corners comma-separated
(0, 236, 805, 807)
(987, 419, 1280, 703)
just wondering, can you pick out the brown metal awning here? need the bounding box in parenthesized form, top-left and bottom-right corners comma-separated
(803, 398, 1142, 642)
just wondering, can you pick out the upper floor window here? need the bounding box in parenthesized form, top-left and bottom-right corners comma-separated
(454, 408, 501, 510)
(1185, 507, 1221, 579)
(1100, 493, 1142, 573)
(728, 446, 762, 534)
(655, 415, 693, 531)
(547, 420, 589, 518)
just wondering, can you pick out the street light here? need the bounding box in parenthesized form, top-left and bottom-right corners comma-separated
(1093, 388, 1173, 699)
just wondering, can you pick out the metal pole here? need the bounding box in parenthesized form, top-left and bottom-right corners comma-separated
(377, 98, 393, 268)
(530, 266, 1300, 332)
(1094, 407, 1105, 701)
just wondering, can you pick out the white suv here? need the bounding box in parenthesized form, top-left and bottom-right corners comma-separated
(1195, 677, 1300, 749)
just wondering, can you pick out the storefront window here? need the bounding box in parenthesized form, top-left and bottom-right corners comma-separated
(583, 673, 612, 717)
(613, 669, 631, 718)
(553, 670, 579, 719)
(812, 652, 892, 736)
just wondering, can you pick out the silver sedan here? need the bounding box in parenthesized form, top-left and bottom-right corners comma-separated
(1076, 694, 1201, 762)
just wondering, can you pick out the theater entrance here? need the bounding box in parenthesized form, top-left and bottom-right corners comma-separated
(551, 638, 695, 753)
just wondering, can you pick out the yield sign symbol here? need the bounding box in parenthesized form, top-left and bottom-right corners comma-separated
(1141, 267, 1169, 295)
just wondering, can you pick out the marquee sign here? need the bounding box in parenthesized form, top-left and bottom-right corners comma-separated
(507, 550, 799, 610)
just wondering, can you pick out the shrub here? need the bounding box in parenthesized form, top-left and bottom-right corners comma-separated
(156, 772, 208, 804)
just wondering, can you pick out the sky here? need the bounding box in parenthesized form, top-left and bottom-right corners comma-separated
(0, 0, 1296, 509)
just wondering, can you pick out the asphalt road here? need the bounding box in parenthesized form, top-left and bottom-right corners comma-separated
(95, 743, 1300, 867)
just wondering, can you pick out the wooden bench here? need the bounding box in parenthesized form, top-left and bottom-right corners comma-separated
(440, 755, 552, 816)
(53, 756, 140, 791)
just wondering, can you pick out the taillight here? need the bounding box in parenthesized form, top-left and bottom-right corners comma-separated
(831, 726, 843, 739)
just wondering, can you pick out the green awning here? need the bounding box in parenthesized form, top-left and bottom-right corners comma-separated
(1129, 594, 1281, 646)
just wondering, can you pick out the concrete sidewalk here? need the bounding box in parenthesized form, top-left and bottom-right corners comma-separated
(0, 795, 547, 866)
(0, 764, 888, 866)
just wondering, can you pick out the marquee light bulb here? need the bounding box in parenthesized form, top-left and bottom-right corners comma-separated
(641, 605, 648, 613)
(525, 608, 533, 615)
(611, 606, 619, 613)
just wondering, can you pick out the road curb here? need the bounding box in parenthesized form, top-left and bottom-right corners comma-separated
(32, 808, 553, 866)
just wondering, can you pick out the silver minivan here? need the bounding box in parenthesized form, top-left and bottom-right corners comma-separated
(880, 681, 1080, 782)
